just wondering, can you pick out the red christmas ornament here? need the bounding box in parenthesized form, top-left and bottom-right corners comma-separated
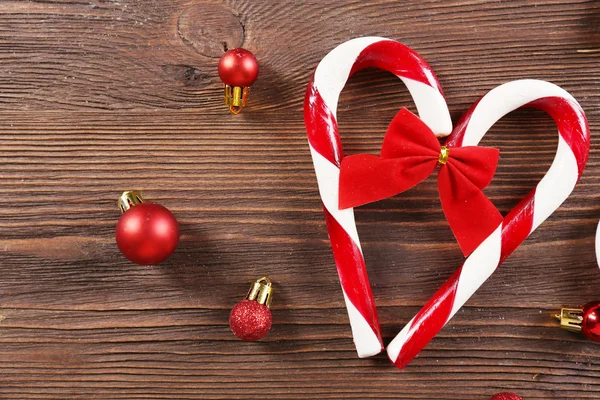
(218, 48, 259, 87)
(218, 48, 259, 114)
(229, 277, 273, 341)
(583, 302, 600, 340)
(554, 301, 600, 341)
(490, 393, 522, 400)
(115, 191, 179, 265)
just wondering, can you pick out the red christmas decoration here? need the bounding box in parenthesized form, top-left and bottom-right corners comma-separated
(555, 301, 600, 341)
(229, 277, 273, 341)
(306, 36, 590, 368)
(115, 191, 179, 265)
(338, 107, 502, 257)
(218, 48, 259, 114)
(582, 301, 600, 341)
(490, 393, 522, 400)
(218, 48, 259, 87)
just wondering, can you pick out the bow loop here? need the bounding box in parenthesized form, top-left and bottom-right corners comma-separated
(443, 146, 500, 189)
(338, 108, 503, 256)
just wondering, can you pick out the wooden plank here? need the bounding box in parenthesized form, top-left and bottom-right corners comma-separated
(0, 0, 599, 398)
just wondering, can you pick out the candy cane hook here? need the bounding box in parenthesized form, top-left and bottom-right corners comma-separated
(304, 37, 452, 357)
(387, 79, 590, 369)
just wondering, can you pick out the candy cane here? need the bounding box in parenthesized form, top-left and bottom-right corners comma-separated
(304, 37, 452, 357)
(387, 79, 590, 369)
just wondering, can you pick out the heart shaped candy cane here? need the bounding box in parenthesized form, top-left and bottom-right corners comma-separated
(304, 37, 452, 357)
(387, 79, 590, 369)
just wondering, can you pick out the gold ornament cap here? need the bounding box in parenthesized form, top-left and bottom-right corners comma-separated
(224, 85, 250, 115)
(118, 191, 144, 213)
(246, 277, 273, 308)
(553, 306, 584, 332)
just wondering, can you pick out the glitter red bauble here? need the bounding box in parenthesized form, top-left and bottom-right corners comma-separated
(229, 299, 272, 341)
(582, 301, 600, 341)
(218, 48, 259, 87)
(490, 393, 522, 400)
(116, 202, 179, 265)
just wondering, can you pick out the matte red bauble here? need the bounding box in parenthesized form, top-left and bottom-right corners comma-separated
(229, 277, 273, 341)
(218, 48, 259, 114)
(554, 301, 600, 341)
(218, 48, 259, 87)
(116, 191, 179, 265)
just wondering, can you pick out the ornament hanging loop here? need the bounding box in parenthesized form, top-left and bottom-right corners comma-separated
(246, 276, 273, 307)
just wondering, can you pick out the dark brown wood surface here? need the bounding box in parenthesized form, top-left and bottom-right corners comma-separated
(0, 0, 599, 399)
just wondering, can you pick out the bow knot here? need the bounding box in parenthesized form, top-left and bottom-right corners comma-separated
(438, 146, 450, 165)
(338, 108, 503, 257)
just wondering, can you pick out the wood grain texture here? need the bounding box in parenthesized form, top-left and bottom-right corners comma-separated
(0, 0, 599, 398)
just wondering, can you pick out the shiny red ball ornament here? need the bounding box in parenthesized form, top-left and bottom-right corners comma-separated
(490, 393, 522, 400)
(218, 48, 259, 114)
(582, 301, 600, 341)
(218, 48, 259, 87)
(229, 277, 273, 341)
(555, 301, 600, 341)
(115, 191, 179, 265)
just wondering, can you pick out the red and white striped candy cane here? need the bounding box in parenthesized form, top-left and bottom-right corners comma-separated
(304, 37, 452, 357)
(387, 79, 590, 369)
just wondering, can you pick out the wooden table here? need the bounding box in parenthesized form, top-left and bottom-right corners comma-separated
(0, 1, 599, 399)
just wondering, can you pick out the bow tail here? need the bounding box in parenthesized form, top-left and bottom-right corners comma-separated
(438, 164, 503, 256)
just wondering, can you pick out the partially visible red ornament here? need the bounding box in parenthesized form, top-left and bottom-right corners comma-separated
(218, 48, 259, 114)
(229, 277, 273, 341)
(554, 301, 600, 341)
(490, 393, 522, 400)
(115, 191, 179, 265)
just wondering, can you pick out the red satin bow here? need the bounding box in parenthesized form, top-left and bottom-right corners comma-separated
(339, 108, 502, 257)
